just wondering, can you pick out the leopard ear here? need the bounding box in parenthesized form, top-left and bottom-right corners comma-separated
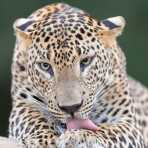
(100, 16, 126, 37)
(13, 18, 34, 44)
(12, 18, 34, 72)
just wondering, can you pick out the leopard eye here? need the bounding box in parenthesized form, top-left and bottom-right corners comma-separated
(80, 56, 94, 72)
(38, 62, 54, 76)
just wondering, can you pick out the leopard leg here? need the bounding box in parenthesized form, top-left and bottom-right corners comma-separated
(9, 100, 57, 148)
(56, 122, 144, 148)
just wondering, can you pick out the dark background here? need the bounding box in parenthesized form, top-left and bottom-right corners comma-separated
(0, 0, 148, 136)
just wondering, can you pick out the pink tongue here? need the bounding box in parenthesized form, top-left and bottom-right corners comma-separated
(67, 118, 98, 131)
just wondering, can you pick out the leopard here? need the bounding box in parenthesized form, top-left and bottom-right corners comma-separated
(8, 3, 148, 148)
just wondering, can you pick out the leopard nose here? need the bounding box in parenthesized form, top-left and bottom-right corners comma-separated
(58, 102, 83, 115)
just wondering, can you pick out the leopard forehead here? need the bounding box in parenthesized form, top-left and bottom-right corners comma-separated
(28, 7, 101, 66)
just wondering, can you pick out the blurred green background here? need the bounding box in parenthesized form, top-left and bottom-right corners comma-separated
(0, 0, 148, 136)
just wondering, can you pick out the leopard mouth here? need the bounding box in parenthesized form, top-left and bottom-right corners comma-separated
(55, 116, 98, 135)
(55, 107, 98, 133)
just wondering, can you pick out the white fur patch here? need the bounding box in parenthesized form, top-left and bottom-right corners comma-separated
(107, 16, 126, 28)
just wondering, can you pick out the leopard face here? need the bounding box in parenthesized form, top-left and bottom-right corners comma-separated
(12, 3, 126, 122)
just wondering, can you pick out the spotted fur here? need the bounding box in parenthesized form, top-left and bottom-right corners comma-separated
(9, 3, 148, 148)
